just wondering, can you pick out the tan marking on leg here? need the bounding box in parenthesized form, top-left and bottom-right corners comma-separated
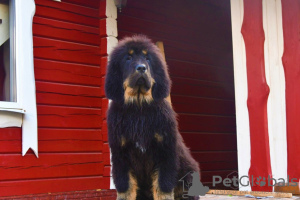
(117, 172, 138, 200)
(121, 136, 126, 147)
(152, 172, 174, 200)
(154, 133, 163, 142)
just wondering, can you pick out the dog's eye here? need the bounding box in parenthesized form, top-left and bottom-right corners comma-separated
(127, 55, 132, 61)
(146, 56, 150, 61)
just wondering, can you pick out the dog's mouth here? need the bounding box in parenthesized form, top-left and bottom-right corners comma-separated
(136, 77, 146, 86)
(128, 75, 152, 93)
(124, 75, 154, 104)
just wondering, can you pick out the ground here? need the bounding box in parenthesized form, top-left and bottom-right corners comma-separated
(201, 194, 300, 199)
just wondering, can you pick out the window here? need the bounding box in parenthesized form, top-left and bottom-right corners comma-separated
(0, 0, 15, 102)
(0, 0, 38, 157)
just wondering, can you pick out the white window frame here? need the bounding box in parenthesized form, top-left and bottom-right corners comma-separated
(0, 0, 38, 157)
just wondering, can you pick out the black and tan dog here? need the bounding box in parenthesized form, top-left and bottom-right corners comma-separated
(105, 35, 200, 200)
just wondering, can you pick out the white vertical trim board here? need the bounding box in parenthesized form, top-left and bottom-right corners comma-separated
(104, 0, 118, 190)
(0, 0, 38, 157)
(16, 0, 38, 156)
(230, 0, 251, 191)
(263, 0, 287, 183)
(231, 0, 287, 191)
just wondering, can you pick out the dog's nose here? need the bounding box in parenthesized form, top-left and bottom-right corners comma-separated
(136, 64, 147, 73)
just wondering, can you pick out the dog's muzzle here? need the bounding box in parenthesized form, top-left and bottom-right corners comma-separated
(135, 64, 147, 74)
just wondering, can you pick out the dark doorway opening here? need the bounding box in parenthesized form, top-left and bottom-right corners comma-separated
(117, 0, 237, 189)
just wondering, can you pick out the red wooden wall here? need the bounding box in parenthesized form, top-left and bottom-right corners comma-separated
(241, 0, 272, 191)
(117, 0, 237, 188)
(0, 0, 111, 197)
(282, 0, 300, 182)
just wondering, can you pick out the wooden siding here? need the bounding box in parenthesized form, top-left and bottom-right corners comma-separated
(0, 0, 110, 197)
(117, 0, 237, 188)
(281, 0, 300, 182)
(241, 0, 272, 191)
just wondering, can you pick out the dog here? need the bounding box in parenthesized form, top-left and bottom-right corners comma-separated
(105, 35, 200, 200)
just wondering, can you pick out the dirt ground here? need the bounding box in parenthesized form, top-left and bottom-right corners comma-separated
(200, 194, 300, 199)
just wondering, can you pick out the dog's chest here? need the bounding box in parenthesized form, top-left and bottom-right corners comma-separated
(135, 141, 146, 153)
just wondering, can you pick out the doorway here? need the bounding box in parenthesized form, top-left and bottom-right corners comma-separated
(117, 0, 237, 189)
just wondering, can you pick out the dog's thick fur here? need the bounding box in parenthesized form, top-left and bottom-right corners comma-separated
(105, 35, 200, 200)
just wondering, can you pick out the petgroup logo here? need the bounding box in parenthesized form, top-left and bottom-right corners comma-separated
(178, 171, 298, 199)
(179, 171, 209, 199)
(213, 172, 298, 188)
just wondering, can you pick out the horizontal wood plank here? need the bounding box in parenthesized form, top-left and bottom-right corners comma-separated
(192, 152, 238, 172)
(37, 105, 102, 129)
(36, 92, 101, 108)
(199, 160, 237, 171)
(33, 17, 100, 46)
(172, 95, 235, 116)
(201, 170, 237, 183)
(35, 81, 102, 98)
(0, 153, 103, 181)
(181, 132, 237, 151)
(178, 114, 236, 133)
(0, 176, 109, 197)
(192, 152, 238, 163)
(171, 77, 235, 100)
(35, 0, 99, 18)
(38, 128, 102, 141)
(168, 59, 234, 84)
(0, 128, 103, 153)
(0, 141, 103, 154)
(33, 37, 101, 66)
(35, 4, 98, 27)
(0, 128, 21, 139)
(34, 59, 101, 87)
(0, 128, 102, 141)
(62, 0, 100, 9)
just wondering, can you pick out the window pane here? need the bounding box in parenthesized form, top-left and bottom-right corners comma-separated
(0, 0, 15, 102)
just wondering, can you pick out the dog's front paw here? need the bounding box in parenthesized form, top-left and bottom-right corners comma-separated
(116, 192, 132, 200)
(117, 192, 138, 200)
(155, 191, 174, 200)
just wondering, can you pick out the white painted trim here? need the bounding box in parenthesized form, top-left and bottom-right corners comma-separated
(0, 111, 22, 127)
(105, 0, 118, 191)
(106, 0, 117, 20)
(16, 0, 38, 157)
(106, 18, 118, 38)
(16, 0, 37, 156)
(107, 36, 118, 55)
(263, 0, 287, 184)
(230, 0, 251, 191)
(0, 0, 38, 157)
(0, 101, 23, 111)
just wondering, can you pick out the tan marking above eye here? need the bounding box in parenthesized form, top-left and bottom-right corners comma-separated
(154, 133, 163, 142)
(142, 49, 148, 55)
(128, 49, 134, 55)
(121, 136, 126, 147)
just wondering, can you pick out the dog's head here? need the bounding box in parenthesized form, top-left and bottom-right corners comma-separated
(105, 35, 171, 105)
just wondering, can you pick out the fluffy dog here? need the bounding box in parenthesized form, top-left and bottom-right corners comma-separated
(105, 35, 200, 200)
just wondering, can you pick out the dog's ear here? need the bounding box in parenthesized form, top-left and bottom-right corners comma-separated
(151, 51, 171, 101)
(105, 50, 124, 102)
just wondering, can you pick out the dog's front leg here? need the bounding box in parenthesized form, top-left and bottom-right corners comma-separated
(152, 141, 178, 200)
(111, 149, 138, 200)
